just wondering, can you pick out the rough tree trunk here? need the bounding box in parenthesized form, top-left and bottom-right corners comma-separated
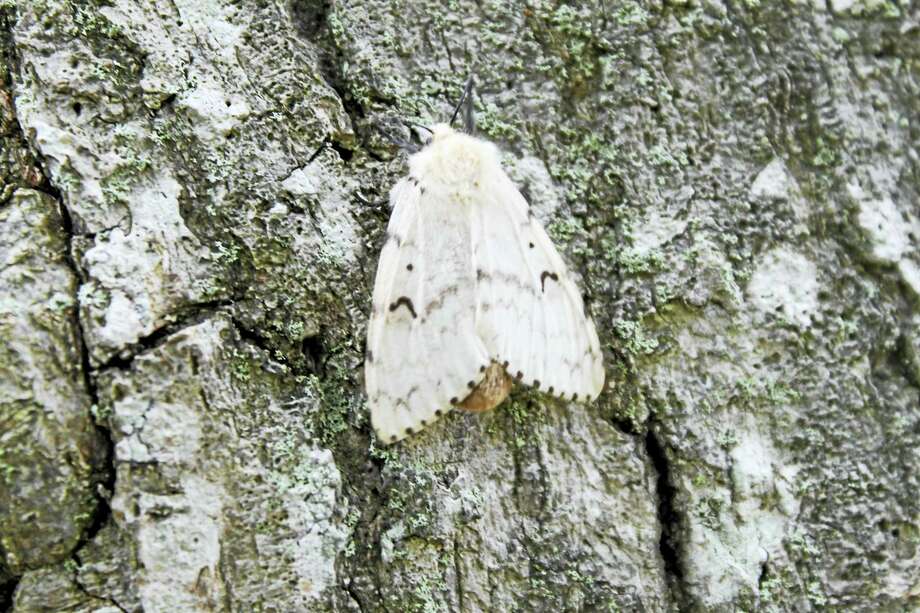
(1, 1, 918, 611)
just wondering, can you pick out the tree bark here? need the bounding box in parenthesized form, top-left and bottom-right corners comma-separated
(1, 1, 918, 611)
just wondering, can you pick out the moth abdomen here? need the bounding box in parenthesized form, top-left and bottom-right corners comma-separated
(458, 362, 513, 413)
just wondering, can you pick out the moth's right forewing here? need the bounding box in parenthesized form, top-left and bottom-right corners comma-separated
(470, 167, 605, 401)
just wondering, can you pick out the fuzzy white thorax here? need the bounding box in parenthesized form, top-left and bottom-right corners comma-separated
(409, 124, 501, 190)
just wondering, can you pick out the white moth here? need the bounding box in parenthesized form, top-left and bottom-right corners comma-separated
(365, 124, 605, 444)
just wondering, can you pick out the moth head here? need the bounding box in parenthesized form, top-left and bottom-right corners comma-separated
(429, 123, 456, 143)
(416, 131, 492, 188)
(409, 125, 501, 189)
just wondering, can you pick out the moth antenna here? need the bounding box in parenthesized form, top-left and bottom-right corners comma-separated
(391, 134, 420, 155)
(462, 78, 475, 135)
(406, 122, 433, 136)
(449, 76, 475, 133)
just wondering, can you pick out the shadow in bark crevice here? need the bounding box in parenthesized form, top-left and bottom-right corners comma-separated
(645, 424, 686, 608)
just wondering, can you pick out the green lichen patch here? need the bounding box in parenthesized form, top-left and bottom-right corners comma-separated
(0, 189, 104, 573)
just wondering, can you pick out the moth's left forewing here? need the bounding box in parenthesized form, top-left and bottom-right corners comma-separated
(366, 171, 493, 445)
(472, 164, 605, 401)
(365, 178, 421, 435)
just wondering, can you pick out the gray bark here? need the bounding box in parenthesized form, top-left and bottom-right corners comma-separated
(1, 0, 919, 611)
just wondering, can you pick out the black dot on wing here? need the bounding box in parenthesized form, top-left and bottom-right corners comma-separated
(529, 242, 534, 249)
(467, 380, 475, 389)
(405, 427, 414, 434)
(480, 365, 487, 372)
(407, 263, 414, 271)
(450, 397, 458, 405)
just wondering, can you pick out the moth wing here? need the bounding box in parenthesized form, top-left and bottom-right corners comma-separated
(472, 169, 605, 401)
(366, 179, 491, 444)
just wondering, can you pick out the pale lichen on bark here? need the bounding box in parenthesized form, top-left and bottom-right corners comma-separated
(1, 0, 918, 611)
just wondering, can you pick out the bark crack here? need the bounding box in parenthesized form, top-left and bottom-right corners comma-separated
(55, 175, 116, 560)
(0, 47, 125, 611)
(1, 34, 119, 587)
(453, 533, 465, 613)
(2, 8, 118, 569)
(644, 424, 686, 609)
(96, 298, 234, 372)
(289, 0, 368, 131)
(344, 579, 367, 613)
(757, 555, 770, 594)
(0, 12, 38, 608)
(0, 576, 17, 613)
(69, 553, 129, 613)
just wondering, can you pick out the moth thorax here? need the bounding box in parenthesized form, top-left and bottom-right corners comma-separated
(427, 140, 490, 188)
(459, 362, 513, 413)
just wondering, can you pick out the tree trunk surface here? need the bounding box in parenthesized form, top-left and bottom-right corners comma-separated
(1, 1, 918, 611)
